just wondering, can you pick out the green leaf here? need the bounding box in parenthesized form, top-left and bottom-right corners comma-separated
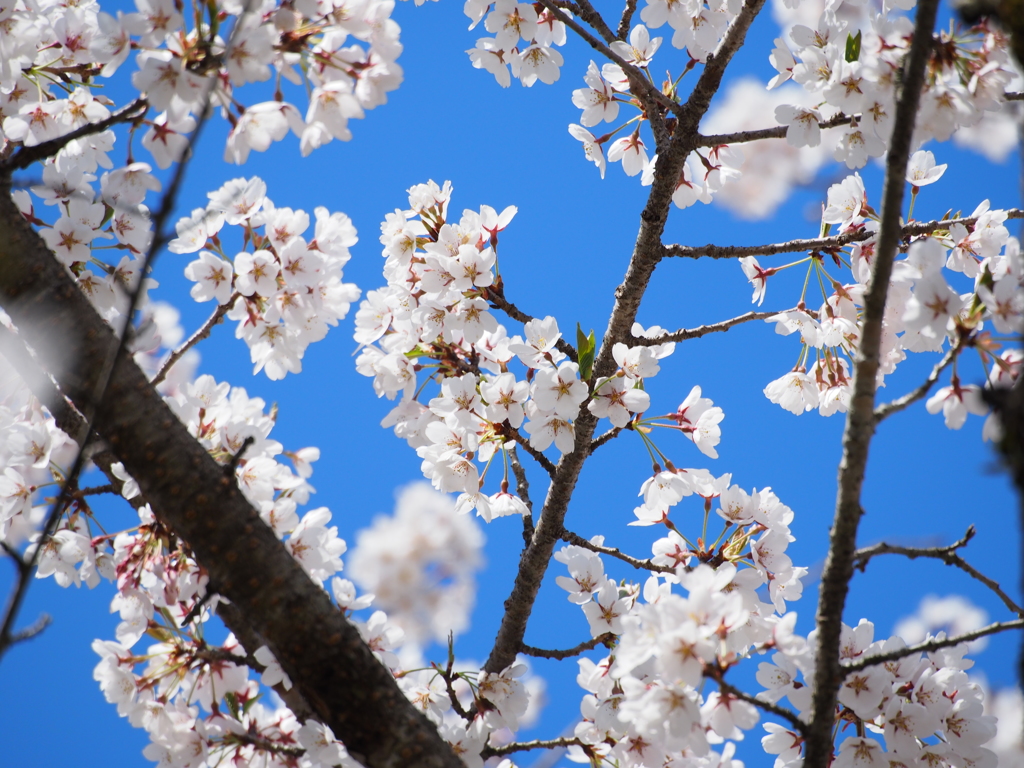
(224, 691, 240, 720)
(845, 31, 861, 62)
(576, 324, 596, 381)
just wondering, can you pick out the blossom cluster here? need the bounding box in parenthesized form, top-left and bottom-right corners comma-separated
(565, 0, 1017, 212)
(0, 0, 405, 166)
(747, 160, 1021, 435)
(353, 180, 723, 519)
(172, 176, 361, 379)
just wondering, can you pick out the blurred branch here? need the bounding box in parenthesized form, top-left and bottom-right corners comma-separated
(1, 98, 148, 172)
(483, 737, 584, 758)
(520, 632, 615, 660)
(716, 678, 806, 736)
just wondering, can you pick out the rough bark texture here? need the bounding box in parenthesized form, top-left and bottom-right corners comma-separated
(0, 181, 460, 768)
(802, 2, 941, 765)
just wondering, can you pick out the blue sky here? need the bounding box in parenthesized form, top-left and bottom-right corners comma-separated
(1, 1, 1020, 766)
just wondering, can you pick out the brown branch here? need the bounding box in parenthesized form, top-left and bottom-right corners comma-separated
(561, 528, 675, 573)
(506, 427, 557, 478)
(0, 187, 461, 768)
(520, 632, 615, 660)
(588, 425, 623, 453)
(487, 287, 577, 362)
(151, 298, 235, 387)
(804, 2, 941, 766)
(852, 526, 1024, 617)
(481, 0, 767, 678)
(1, 98, 149, 173)
(696, 112, 853, 148)
(664, 210, 1024, 260)
(873, 343, 958, 424)
(717, 678, 807, 736)
(633, 309, 786, 345)
(508, 446, 535, 545)
(617, 0, 638, 39)
(482, 737, 584, 758)
(841, 619, 1024, 675)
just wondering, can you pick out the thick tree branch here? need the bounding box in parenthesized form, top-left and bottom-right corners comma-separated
(804, 3, 940, 766)
(481, 0, 766, 676)
(520, 632, 615, 660)
(0, 186, 460, 768)
(853, 526, 1024, 617)
(841, 619, 1024, 674)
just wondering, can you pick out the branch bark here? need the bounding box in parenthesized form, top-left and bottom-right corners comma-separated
(0, 183, 460, 768)
(804, 2, 941, 765)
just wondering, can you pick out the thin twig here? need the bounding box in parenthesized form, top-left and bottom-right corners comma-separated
(482, 737, 584, 758)
(1, 98, 149, 172)
(842, 619, 1024, 675)
(634, 309, 787, 345)
(531, 0, 682, 119)
(77, 484, 116, 497)
(853, 526, 1024, 617)
(520, 633, 615, 660)
(506, 427, 557, 478)
(151, 297, 236, 387)
(487, 288, 577, 362)
(717, 678, 807, 736)
(873, 343, 958, 424)
(696, 112, 852, 148)
(561, 528, 675, 573)
(664, 209, 1024, 260)
(508, 446, 535, 545)
(589, 425, 624, 453)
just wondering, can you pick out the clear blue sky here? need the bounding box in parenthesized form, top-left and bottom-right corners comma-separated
(1, 1, 1020, 766)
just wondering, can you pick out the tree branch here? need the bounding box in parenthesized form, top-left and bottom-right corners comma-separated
(0, 185, 461, 768)
(617, 0, 638, 40)
(873, 342, 958, 424)
(561, 528, 675, 573)
(480, 0, 767, 677)
(632, 309, 786, 345)
(717, 678, 807, 736)
(482, 737, 584, 758)
(663, 210, 1024, 260)
(841, 619, 1024, 675)
(588, 425, 623, 453)
(506, 427, 557, 478)
(151, 297, 236, 387)
(696, 112, 852, 148)
(853, 526, 1024, 617)
(805, 3, 941, 766)
(487, 287, 577, 362)
(520, 632, 615, 659)
(1, 98, 149, 173)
